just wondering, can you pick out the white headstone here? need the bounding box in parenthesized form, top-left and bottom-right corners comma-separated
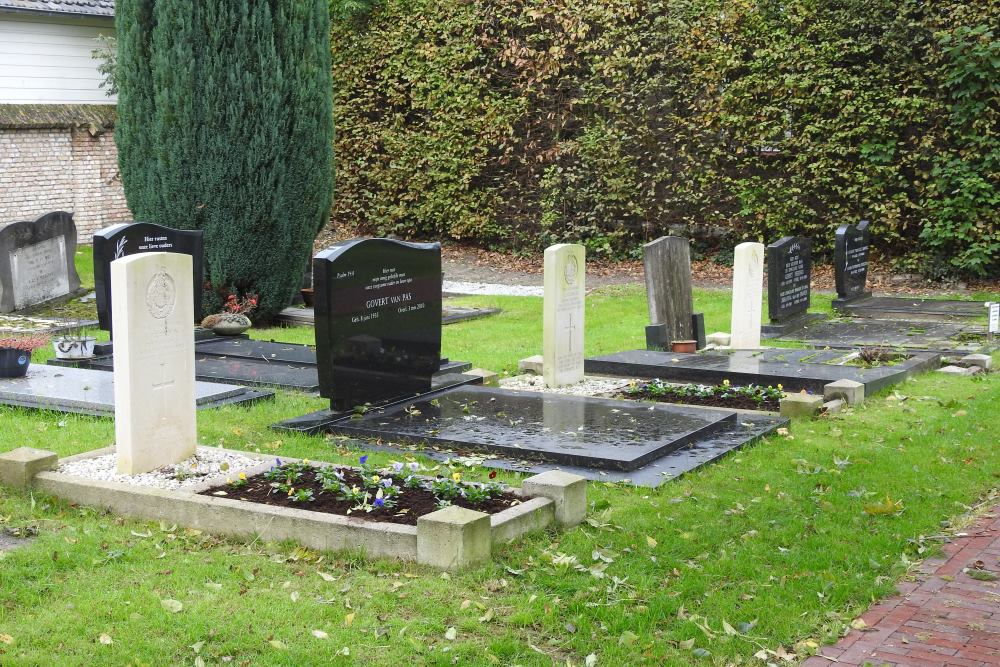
(989, 302, 999, 334)
(543, 243, 585, 388)
(730, 242, 765, 349)
(111, 252, 197, 474)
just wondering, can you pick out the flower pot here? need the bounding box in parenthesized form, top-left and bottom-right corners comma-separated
(212, 313, 252, 336)
(0, 347, 32, 378)
(52, 336, 97, 360)
(301, 288, 315, 308)
(671, 340, 698, 353)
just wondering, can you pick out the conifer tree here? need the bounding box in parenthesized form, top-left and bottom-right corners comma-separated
(115, 0, 334, 318)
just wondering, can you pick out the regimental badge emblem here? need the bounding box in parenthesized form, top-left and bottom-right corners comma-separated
(146, 270, 176, 320)
(564, 255, 579, 287)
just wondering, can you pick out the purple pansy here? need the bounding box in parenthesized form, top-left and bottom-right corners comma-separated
(359, 455, 369, 465)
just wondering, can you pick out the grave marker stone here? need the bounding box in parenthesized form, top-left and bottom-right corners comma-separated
(730, 242, 764, 349)
(643, 236, 693, 344)
(314, 238, 443, 410)
(0, 211, 81, 313)
(543, 244, 585, 387)
(833, 220, 871, 306)
(762, 236, 824, 336)
(112, 252, 197, 474)
(93, 222, 205, 332)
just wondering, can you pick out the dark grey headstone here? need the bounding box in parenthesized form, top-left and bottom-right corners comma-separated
(586, 347, 941, 395)
(692, 312, 706, 350)
(93, 222, 204, 332)
(643, 236, 693, 344)
(834, 220, 871, 304)
(767, 236, 812, 322)
(314, 238, 443, 410)
(645, 323, 669, 351)
(0, 211, 81, 313)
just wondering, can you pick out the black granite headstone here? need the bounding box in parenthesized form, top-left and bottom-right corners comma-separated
(93, 222, 204, 332)
(691, 312, 706, 350)
(767, 236, 812, 323)
(834, 220, 871, 304)
(314, 238, 443, 410)
(0, 211, 81, 313)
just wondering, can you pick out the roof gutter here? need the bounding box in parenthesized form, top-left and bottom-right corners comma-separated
(0, 6, 114, 21)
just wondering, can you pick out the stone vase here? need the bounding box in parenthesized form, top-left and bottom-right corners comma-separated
(212, 313, 252, 336)
(52, 336, 96, 360)
(0, 347, 31, 378)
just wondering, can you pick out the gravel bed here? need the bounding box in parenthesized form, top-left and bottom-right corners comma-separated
(500, 374, 636, 397)
(57, 446, 262, 491)
(443, 281, 543, 297)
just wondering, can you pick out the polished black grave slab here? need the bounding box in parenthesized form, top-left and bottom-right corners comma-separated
(325, 386, 737, 472)
(833, 296, 989, 322)
(777, 318, 992, 354)
(586, 348, 941, 395)
(50, 335, 472, 393)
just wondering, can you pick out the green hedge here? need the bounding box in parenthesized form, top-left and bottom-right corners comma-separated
(331, 0, 999, 276)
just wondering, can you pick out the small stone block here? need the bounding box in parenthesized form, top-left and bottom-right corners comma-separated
(823, 379, 865, 405)
(779, 393, 824, 418)
(0, 447, 58, 489)
(958, 354, 992, 370)
(937, 365, 979, 376)
(518, 355, 544, 375)
(706, 332, 731, 346)
(645, 323, 669, 351)
(417, 505, 491, 570)
(823, 399, 845, 414)
(521, 470, 587, 527)
(466, 368, 500, 387)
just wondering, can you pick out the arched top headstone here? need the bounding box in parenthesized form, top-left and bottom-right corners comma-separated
(834, 220, 870, 301)
(0, 211, 80, 313)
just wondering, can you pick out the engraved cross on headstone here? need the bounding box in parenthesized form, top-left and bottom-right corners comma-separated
(564, 314, 578, 353)
(151, 362, 175, 410)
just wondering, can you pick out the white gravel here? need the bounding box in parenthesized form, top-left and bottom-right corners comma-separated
(443, 281, 543, 297)
(57, 446, 261, 490)
(500, 374, 636, 397)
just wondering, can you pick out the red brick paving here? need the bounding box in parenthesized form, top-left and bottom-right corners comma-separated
(802, 509, 1000, 667)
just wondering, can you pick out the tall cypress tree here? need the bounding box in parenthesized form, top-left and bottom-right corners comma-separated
(115, 0, 334, 318)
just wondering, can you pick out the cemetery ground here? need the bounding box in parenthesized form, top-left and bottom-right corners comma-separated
(1, 251, 999, 665)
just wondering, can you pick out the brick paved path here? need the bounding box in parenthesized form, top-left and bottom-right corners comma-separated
(802, 509, 1000, 666)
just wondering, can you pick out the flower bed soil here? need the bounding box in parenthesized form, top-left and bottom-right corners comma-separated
(199, 468, 523, 526)
(619, 390, 780, 412)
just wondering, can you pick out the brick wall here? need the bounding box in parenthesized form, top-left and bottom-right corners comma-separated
(0, 126, 131, 242)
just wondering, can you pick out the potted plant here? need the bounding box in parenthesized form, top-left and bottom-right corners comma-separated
(202, 293, 258, 336)
(0, 334, 50, 378)
(51, 322, 97, 360)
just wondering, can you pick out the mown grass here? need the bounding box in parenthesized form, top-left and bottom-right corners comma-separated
(1, 257, 998, 665)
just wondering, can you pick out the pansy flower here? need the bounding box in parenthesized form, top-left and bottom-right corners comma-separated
(359, 455, 368, 465)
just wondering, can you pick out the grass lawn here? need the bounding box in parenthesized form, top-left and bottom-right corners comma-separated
(1, 254, 998, 665)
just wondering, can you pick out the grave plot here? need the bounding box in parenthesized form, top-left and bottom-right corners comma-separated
(0, 365, 270, 415)
(831, 220, 990, 322)
(278, 238, 786, 488)
(775, 318, 992, 354)
(585, 347, 941, 396)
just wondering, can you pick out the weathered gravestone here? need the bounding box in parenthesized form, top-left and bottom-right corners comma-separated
(314, 238, 444, 410)
(643, 236, 693, 348)
(93, 222, 204, 333)
(730, 242, 764, 349)
(543, 243, 585, 388)
(112, 252, 197, 475)
(762, 236, 825, 336)
(833, 220, 871, 308)
(0, 211, 81, 313)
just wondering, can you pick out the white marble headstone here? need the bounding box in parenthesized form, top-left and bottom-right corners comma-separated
(111, 252, 197, 474)
(543, 243, 585, 388)
(730, 242, 765, 349)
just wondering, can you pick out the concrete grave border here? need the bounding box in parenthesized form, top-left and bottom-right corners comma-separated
(0, 447, 586, 571)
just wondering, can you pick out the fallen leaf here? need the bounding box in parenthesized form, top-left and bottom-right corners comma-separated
(161, 599, 183, 614)
(290, 592, 300, 602)
(0, 634, 13, 645)
(584, 654, 598, 667)
(646, 536, 657, 548)
(312, 630, 329, 640)
(444, 626, 457, 641)
(268, 639, 287, 649)
(317, 571, 336, 582)
(460, 599, 472, 610)
(98, 634, 113, 645)
(850, 618, 867, 630)
(678, 638, 695, 650)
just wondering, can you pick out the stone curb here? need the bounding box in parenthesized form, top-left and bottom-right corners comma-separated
(5, 448, 587, 571)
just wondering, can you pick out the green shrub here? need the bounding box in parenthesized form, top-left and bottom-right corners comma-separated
(116, 0, 334, 317)
(331, 0, 999, 277)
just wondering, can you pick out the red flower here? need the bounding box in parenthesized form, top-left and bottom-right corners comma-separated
(488, 470, 497, 479)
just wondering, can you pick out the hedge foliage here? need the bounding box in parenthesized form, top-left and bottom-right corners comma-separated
(116, 0, 334, 317)
(331, 0, 999, 276)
